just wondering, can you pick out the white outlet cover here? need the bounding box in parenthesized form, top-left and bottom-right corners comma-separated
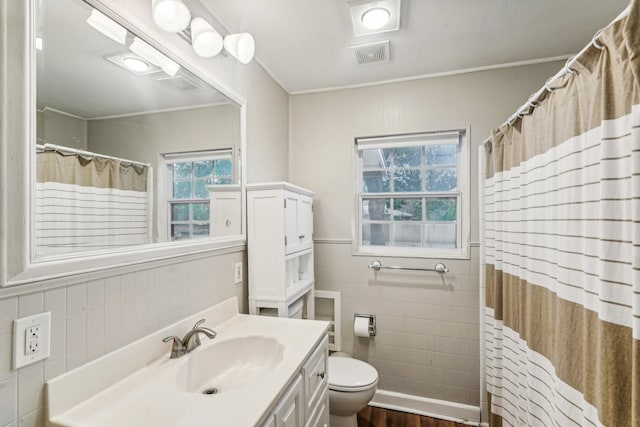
(234, 262, 243, 283)
(13, 312, 51, 369)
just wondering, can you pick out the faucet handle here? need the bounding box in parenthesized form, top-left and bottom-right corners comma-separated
(192, 319, 207, 329)
(162, 335, 186, 359)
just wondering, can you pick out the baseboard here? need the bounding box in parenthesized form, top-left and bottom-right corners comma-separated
(369, 389, 481, 426)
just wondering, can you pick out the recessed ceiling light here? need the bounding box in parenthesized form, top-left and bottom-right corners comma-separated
(361, 8, 390, 30)
(349, 0, 400, 36)
(122, 57, 150, 73)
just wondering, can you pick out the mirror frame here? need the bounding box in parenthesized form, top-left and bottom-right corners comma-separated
(0, 0, 247, 289)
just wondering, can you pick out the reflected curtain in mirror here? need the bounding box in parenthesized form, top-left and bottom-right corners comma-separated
(36, 146, 152, 257)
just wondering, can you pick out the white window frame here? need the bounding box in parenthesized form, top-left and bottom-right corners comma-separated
(353, 129, 470, 259)
(157, 149, 233, 242)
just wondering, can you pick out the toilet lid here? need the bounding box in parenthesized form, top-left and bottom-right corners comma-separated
(328, 357, 378, 392)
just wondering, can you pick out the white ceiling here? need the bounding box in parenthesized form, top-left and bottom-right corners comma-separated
(200, 0, 630, 93)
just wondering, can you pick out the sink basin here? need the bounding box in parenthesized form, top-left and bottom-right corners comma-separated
(176, 336, 284, 394)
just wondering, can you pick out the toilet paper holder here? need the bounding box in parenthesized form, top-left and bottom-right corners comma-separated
(354, 313, 376, 337)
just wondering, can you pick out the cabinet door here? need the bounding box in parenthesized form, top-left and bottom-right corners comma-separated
(285, 192, 314, 255)
(260, 414, 276, 427)
(275, 374, 304, 427)
(210, 191, 241, 237)
(297, 196, 313, 249)
(284, 192, 299, 254)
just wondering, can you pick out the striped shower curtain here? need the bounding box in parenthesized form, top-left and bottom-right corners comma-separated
(35, 149, 151, 257)
(482, 2, 640, 426)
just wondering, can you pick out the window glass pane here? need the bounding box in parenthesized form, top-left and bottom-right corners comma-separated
(362, 149, 387, 170)
(173, 162, 192, 179)
(214, 177, 233, 185)
(192, 223, 210, 237)
(171, 204, 189, 221)
(214, 159, 232, 176)
(425, 223, 457, 248)
(426, 198, 457, 221)
(393, 147, 421, 167)
(173, 181, 192, 199)
(171, 224, 190, 240)
(426, 145, 456, 165)
(363, 198, 391, 221)
(194, 160, 213, 178)
(192, 203, 210, 221)
(393, 169, 421, 192)
(426, 168, 457, 192)
(362, 222, 389, 246)
(362, 170, 390, 192)
(392, 199, 422, 221)
(392, 223, 422, 247)
(194, 179, 213, 199)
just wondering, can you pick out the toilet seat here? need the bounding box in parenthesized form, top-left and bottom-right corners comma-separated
(328, 357, 378, 392)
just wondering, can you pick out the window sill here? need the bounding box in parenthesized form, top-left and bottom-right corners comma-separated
(352, 245, 470, 260)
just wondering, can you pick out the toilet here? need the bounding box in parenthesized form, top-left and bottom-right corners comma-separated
(327, 355, 379, 427)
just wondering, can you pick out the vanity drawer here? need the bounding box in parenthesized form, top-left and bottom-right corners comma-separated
(305, 387, 328, 427)
(302, 335, 328, 419)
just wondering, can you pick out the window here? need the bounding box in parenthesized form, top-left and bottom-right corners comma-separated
(160, 150, 233, 241)
(355, 130, 469, 258)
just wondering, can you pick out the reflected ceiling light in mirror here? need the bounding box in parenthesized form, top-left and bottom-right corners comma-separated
(122, 57, 151, 73)
(223, 33, 255, 64)
(35, 37, 43, 51)
(349, 0, 400, 36)
(361, 8, 390, 29)
(191, 17, 223, 58)
(152, 0, 191, 33)
(86, 9, 127, 45)
(130, 37, 180, 76)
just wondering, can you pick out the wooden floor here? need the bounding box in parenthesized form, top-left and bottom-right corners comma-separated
(357, 406, 468, 427)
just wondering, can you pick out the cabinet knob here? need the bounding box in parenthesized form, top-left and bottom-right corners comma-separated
(317, 371, 325, 379)
(225, 219, 232, 227)
(299, 234, 305, 239)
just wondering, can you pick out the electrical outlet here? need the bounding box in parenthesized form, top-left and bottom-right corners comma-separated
(13, 312, 51, 369)
(234, 262, 243, 283)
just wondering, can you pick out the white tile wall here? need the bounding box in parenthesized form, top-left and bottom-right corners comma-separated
(0, 249, 246, 427)
(315, 242, 481, 406)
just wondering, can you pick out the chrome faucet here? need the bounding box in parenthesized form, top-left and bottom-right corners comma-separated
(162, 319, 217, 359)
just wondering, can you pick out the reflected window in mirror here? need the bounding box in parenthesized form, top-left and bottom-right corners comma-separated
(35, 0, 242, 259)
(161, 150, 233, 241)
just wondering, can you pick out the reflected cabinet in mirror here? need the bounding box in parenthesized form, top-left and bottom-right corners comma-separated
(35, 0, 243, 259)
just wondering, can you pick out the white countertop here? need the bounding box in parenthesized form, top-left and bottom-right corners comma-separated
(46, 297, 328, 427)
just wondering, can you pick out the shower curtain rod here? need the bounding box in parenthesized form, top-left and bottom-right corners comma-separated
(483, 3, 632, 146)
(36, 143, 150, 168)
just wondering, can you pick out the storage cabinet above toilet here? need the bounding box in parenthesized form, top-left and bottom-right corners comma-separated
(247, 182, 315, 318)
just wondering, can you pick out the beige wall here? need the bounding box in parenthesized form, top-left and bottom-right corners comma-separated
(289, 61, 564, 406)
(36, 109, 87, 150)
(0, 0, 290, 426)
(87, 104, 240, 171)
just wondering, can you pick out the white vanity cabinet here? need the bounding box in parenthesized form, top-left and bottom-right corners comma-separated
(259, 336, 329, 427)
(247, 182, 315, 318)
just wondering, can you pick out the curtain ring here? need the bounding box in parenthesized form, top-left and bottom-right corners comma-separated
(544, 77, 555, 93)
(564, 57, 577, 75)
(592, 29, 604, 50)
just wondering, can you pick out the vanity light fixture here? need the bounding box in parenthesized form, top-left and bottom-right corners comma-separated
(151, 0, 191, 33)
(349, 0, 401, 36)
(191, 17, 223, 58)
(130, 37, 180, 76)
(223, 33, 255, 65)
(86, 9, 127, 45)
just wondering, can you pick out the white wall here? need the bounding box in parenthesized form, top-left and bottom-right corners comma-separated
(289, 61, 564, 408)
(0, 0, 290, 426)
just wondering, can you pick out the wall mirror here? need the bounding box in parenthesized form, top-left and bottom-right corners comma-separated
(0, 0, 247, 287)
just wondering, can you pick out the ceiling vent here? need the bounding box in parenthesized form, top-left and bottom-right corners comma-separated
(351, 40, 390, 65)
